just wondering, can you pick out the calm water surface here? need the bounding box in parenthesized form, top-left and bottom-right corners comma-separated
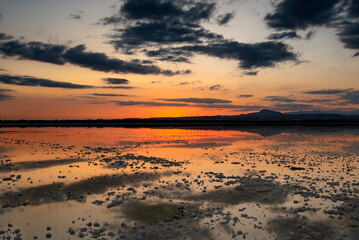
(0, 127, 358, 239)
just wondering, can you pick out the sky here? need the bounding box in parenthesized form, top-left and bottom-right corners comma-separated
(0, 0, 358, 119)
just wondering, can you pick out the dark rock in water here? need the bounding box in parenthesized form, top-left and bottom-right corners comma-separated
(234, 186, 244, 191)
(347, 222, 358, 228)
(46, 233, 52, 238)
(92, 200, 104, 206)
(109, 160, 128, 168)
(290, 167, 305, 171)
(91, 227, 106, 237)
(107, 199, 123, 209)
(293, 207, 306, 213)
(68, 227, 75, 235)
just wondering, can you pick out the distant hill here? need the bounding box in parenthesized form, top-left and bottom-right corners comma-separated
(167, 109, 359, 121)
(237, 109, 288, 120)
(1, 109, 359, 127)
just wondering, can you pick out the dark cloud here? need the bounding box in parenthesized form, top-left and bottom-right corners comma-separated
(0, 37, 186, 76)
(305, 30, 316, 40)
(58, 98, 76, 101)
(67, 10, 84, 20)
(102, 78, 129, 85)
(101, 86, 135, 89)
(267, 31, 301, 40)
(154, 69, 191, 76)
(103, 0, 220, 52)
(264, 0, 342, 30)
(92, 93, 132, 97)
(79, 95, 102, 100)
(158, 98, 232, 104)
(243, 70, 259, 76)
(336, 21, 359, 56)
(0, 87, 15, 101)
(119, 0, 182, 21)
(63, 44, 170, 75)
(0, 33, 13, 41)
(0, 88, 13, 92)
(109, 22, 222, 52)
(119, 0, 215, 22)
(113, 100, 188, 107)
(100, 0, 298, 73)
(237, 95, 253, 98)
(302, 98, 334, 103)
(264, 94, 339, 105)
(180, 41, 298, 69)
(340, 90, 359, 104)
(0, 40, 66, 64)
(263, 95, 297, 102)
(145, 48, 192, 63)
(303, 89, 352, 94)
(176, 82, 189, 86)
(271, 103, 315, 111)
(209, 84, 224, 91)
(0, 74, 94, 89)
(68, 14, 81, 20)
(265, 0, 359, 55)
(217, 12, 235, 25)
(348, 0, 359, 17)
(197, 102, 316, 112)
(197, 104, 264, 111)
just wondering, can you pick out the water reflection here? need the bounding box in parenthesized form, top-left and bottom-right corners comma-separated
(0, 127, 358, 239)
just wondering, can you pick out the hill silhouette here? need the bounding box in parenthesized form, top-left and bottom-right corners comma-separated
(1, 109, 359, 127)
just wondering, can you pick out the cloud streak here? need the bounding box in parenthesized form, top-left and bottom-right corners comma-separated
(0, 74, 94, 89)
(92, 93, 133, 97)
(209, 84, 224, 91)
(113, 101, 188, 107)
(0, 36, 187, 76)
(217, 12, 235, 25)
(158, 98, 232, 104)
(102, 78, 129, 85)
(303, 89, 353, 94)
(263, 95, 297, 103)
(237, 95, 253, 98)
(0, 93, 13, 101)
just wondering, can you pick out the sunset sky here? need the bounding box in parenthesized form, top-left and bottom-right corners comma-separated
(0, 0, 358, 119)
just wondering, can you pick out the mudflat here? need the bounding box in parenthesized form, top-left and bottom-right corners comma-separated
(0, 127, 358, 239)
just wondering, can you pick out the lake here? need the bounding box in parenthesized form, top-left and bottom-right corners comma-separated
(0, 127, 358, 239)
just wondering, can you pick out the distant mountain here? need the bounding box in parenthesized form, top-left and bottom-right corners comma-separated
(169, 109, 359, 122)
(1, 109, 359, 127)
(240, 109, 288, 120)
(239, 109, 359, 121)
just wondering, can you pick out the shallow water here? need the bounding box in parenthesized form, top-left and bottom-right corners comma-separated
(0, 127, 358, 239)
